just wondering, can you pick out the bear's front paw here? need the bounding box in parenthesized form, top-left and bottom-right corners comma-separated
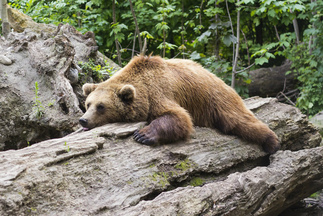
(133, 129, 157, 145)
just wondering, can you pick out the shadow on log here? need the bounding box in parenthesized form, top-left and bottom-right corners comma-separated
(0, 97, 321, 215)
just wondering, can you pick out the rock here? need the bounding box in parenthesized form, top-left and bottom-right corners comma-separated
(0, 97, 321, 216)
(0, 55, 12, 65)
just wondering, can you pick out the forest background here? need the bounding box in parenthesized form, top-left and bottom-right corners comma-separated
(2, 0, 323, 116)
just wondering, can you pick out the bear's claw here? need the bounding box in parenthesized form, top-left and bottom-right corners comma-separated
(133, 130, 156, 145)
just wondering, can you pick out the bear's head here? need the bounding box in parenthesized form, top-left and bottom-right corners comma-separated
(79, 83, 148, 130)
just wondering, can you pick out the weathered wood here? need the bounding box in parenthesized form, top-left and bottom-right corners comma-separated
(0, 21, 119, 150)
(1, 0, 10, 39)
(7, 6, 56, 33)
(0, 97, 321, 216)
(120, 147, 323, 216)
(248, 61, 296, 98)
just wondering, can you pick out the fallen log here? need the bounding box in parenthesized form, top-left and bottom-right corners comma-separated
(0, 97, 321, 215)
(248, 61, 297, 98)
(0, 11, 120, 150)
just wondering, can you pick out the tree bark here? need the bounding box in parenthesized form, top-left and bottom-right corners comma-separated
(248, 61, 296, 98)
(113, 0, 122, 66)
(181, 0, 185, 59)
(0, 20, 120, 150)
(0, 97, 321, 215)
(309, 0, 316, 54)
(129, 0, 142, 53)
(231, 0, 240, 89)
(162, 1, 166, 58)
(1, 0, 10, 39)
(290, 9, 300, 44)
(131, 30, 136, 58)
(225, 0, 236, 88)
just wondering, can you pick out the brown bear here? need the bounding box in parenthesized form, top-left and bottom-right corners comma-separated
(79, 55, 280, 154)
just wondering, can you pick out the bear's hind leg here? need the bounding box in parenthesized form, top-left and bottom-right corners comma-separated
(133, 106, 193, 145)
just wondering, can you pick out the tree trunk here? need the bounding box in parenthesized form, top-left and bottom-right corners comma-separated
(231, 0, 240, 89)
(0, 97, 322, 215)
(113, 0, 122, 66)
(248, 61, 297, 98)
(225, 0, 235, 88)
(308, 0, 316, 54)
(1, 0, 10, 39)
(290, 9, 300, 44)
(162, 1, 166, 58)
(129, 0, 142, 53)
(181, 0, 185, 59)
(131, 30, 136, 58)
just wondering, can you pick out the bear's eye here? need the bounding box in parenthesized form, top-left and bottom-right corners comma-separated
(97, 104, 105, 112)
(87, 103, 91, 109)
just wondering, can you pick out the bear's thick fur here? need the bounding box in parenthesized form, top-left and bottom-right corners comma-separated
(80, 55, 280, 154)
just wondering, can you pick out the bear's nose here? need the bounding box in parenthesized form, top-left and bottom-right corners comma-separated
(79, 118, 88, 127)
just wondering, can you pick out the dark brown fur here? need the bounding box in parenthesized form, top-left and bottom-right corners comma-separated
(80, 55, 280, 154)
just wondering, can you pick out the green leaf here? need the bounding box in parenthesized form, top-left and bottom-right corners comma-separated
(245, 79, 252, 84)
(198, 31, 211, 42)
(265, 52, 275, 59)
(190, 51, 201, 60)
(240, 0, 255, 4)
(255, 57, 268, 65)
(309, 102, 314, 109)
(292, 4, 305, 12)
(118, 23, 128, 30)
(204, 7, 223, 17)
(140, 31, 154, 39)
(281, 41, 290, 48)
(157, 42, 177, 50)
(309, 60, 318, 68)
(268, 9, 276, 18)
(223, 34, 237, 47)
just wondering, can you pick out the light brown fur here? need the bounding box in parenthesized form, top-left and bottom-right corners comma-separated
(80, 55, 280, 153)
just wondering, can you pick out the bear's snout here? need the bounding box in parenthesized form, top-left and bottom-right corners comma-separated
(79, 118, 88, 127)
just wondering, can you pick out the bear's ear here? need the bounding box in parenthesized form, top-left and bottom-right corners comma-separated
(82, 83, 98, 96)
(118, 84, 136, 102)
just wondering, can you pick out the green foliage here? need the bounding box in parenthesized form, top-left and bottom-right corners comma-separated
(240, 0, 306, 26)
(110, 23, 128, 43)
(9, 0, 323, 115)
(78, 59, 116, 84)
(286, 42, 323, 116)
(33, 81, 44, 119)
(189, 177, 204, 186)
(283, 0, 323, 116)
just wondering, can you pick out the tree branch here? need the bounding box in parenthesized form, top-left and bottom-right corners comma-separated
(232, 0, 240, 89)
(112, 0, 122, 66)
(129, 0, 142, 52)
(225, 0, 236, 88)
(236, 51, 266, 74)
